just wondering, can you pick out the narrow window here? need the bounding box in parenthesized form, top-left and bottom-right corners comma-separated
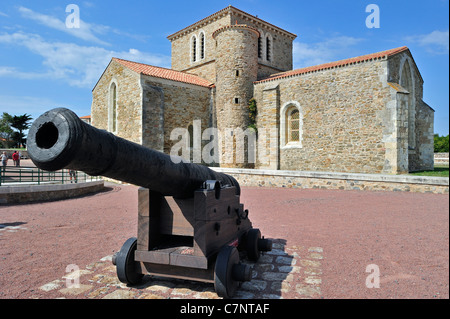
(266, 36, 271, 62)
(200, 33, 205, 60)
(288, 109, 299, 142)
(258, 37, 262, 59)
(234, 98, 240, 104)
(112, 84, 117, 132)
(192, 36, 197, 62)
(281, 102, 302, 148)
(109, 82, 117, 133)
(188, 124, 194, 149)
(188, 124, 194, 162)
(235, 70, 240, 77)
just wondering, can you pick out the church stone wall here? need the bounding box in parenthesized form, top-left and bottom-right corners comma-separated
(91, 8, 434, 176)
(230, 13, 294, 74)
(170, 14, 230, 81)
(254, 59, 394, 174)
(140, 76, 211, 157)
(91, 60, 142, 144)
(387, 51, 434, 172)
(411, 101, 434, 171)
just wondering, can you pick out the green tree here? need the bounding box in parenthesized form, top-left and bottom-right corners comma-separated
(0, 113, 33, 148)
(10, 114, 33, 147)
(248, 98, 257, 132)
(434, 134, 449, 153)
(0, 113, 14, 148)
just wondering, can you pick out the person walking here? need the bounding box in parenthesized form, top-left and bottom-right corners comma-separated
(1, 151, 8, 167)
(12, 151, 19, 167)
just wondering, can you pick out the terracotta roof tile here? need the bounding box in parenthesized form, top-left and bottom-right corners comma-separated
(112, 58, 213, 88)
(256, 46, 409, 84)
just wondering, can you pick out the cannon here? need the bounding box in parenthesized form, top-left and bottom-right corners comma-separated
(27, 108, 272, 298)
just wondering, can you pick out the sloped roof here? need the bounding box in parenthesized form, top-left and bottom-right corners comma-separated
(256, 46, 410, 84)
(167, 5, 296, 41)
(112, 58, 213, 88)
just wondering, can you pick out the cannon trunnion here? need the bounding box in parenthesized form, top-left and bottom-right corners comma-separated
(27, 108, 272, 298)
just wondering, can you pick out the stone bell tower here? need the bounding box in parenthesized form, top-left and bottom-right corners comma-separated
(212, 24, 260, 168)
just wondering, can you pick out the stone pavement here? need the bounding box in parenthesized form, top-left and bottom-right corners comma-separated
(36, 240, 323, 299)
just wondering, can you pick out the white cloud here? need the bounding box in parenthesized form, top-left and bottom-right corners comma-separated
(18, 6, 110, 46)
(406, 30, 449, 55)
(293, 36, 364, 68)
(0, 31, 171, 88)
(0, 66, 46, 79)
(0, 11, 8, 17)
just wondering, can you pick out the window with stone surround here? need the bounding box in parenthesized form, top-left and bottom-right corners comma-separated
(188, 124, 194, 162)
(108, 81, 118, 133)
(266, 34, 272, 62)
(258, 36, 263, 59)
(288, 109, 300, 142)
(280, 101, 302, 148)
(199, 31, 205, 60)
(191, 35, 197, 62)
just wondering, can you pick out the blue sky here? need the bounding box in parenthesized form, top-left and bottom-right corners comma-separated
(0, 0, 448, 135)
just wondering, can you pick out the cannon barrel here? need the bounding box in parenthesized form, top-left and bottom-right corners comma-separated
(27, 108, 240, 198)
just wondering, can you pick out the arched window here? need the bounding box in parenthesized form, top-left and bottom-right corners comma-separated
(288, 109, 300, 143)
(266, 35, 272, 62)
(191, 35, 197, 62)
(258, 36, 263, 59)
(109, 82, 117, 133)
(199, 32, 205, 60)
(258, 30, 265, 60)
(188, 124, 194, 162)
(280, 102, 302, 148)
(400, 59, 415, 149)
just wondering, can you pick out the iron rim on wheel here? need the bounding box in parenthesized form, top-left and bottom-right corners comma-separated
(214, 245, 240, 298)
(115, 237, 144, 285)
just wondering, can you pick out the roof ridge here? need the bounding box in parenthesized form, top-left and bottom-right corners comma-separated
(256, 46, 409, 84)
(112, 57, 180, 74)
(112, 57, 213, 88)
(167, 5, 296, 40)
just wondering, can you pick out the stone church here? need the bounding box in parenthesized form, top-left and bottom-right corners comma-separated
(91, 5, 434, 174)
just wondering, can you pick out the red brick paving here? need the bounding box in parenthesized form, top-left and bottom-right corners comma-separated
(0, 182, 448, 299)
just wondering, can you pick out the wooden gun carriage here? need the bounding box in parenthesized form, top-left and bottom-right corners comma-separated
(27, 108, 272, 298)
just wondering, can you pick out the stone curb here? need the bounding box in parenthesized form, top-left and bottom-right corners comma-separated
(0, 180, 105, 204)
(211, 167, 449, 194)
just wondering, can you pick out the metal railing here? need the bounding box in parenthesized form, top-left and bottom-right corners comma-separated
(0, 166, 101, 186)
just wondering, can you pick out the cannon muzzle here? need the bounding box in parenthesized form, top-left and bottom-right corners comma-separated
(27, 108, 239, 198)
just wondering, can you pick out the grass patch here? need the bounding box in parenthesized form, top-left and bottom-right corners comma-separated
(409, 165, 449, 177)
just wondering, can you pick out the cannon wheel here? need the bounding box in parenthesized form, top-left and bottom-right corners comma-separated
(245, 228, 262, 262)
(214, 245, 240, 298)
(115, 237, 144, 285)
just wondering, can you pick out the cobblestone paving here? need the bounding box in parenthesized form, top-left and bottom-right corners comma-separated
(36, 240, 323, 299)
